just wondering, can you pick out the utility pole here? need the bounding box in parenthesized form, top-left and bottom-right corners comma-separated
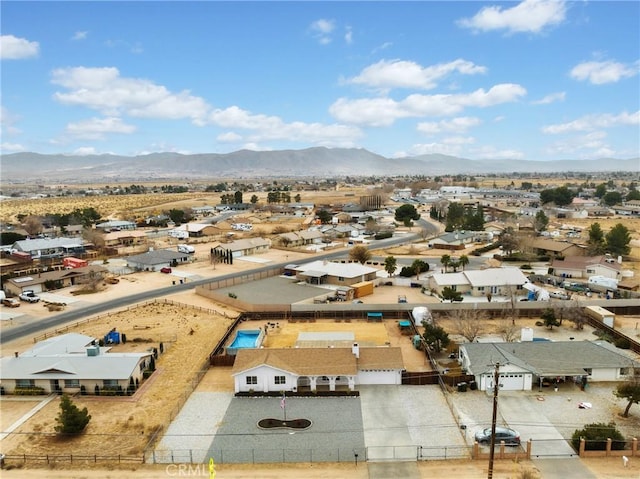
(487, 362, 500, 479)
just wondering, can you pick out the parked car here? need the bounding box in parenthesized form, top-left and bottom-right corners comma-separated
(19, 290, 41, 303)
(549, 290, 569, 300)
(475, 426, 521, 446)
(2, 297, 21, 308)
(160, 267, 172, 274)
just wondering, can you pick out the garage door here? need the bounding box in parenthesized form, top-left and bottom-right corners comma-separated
(487, 373, 525, 391)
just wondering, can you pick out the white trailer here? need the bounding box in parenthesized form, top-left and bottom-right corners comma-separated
(584, 305, 615, 328)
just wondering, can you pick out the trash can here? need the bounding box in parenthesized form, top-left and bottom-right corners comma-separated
(469, 381, 477, 391)
(457, 382, 467, 392)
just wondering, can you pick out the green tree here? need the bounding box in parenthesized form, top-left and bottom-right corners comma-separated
(440, 254, 451, 273)
(294, 194, 301, 203)
(168, 209, 186, 225)
(411, 259, 429, 279)
(250, 194, 259, 204)
(614, 374, 640, 418)
(349, 245, 371, 264)
(587, 222, 606, 255)
(594, 183, 608, 198)
(605, 223, 631, 256)
(384, 256, 397, 277)
(459, 254, 469, 271)
(571, 422, 626, 451)
(234, 191, 243, 204)
(422, 322, 450, 353)
(602, 191, 623, 206)
(441, 286, 463, 302)
(445, 203, 465, 231)
(626, 189, 640, 201)
(499, 226, 519, 255)
(534, 210, 549, 232)
(394, 204, 420, 225)
(316, 209, 332, 224)
(55, 394, 91, 435)
(541, 308, 560, 330)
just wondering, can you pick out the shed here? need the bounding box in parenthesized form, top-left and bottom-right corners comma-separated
(351, 281, 374, 298)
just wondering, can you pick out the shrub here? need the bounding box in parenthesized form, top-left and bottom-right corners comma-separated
(14, 387, 46, 396)
(398, 266, 414, 277)
(55, 394, 91, 434)
(614, 337, 631, 349)
(374, 231, 392, 240)
(571, 422, 626, 451)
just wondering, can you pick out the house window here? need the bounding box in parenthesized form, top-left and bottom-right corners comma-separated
(246, 376, 258, 385)
(478, 286, 485, 292)
(16, 379, 35, 388)
(338, 276, 345, 282)
(620, 368, 629, 376)
(103, 379, 118, 387)
(586, 268, 595, 274)
(584, 368, 592, 376)
(274, 376, 286, 385)
(64, 379, 80, 388)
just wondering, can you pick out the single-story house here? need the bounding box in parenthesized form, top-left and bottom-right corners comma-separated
(214, 237, 271, 258)
(0, 333, 152, 395)
(276, 230, 324, 247)
(529, 238, 586, 258)
(550, 255, 622, 281)
(294, 260, 379, 286)
(191, 205, 217, 217)
(11, 237, 85, 260)
(428, 230, 478, 250)
(3, 265, 108, 296)
(125, 249, 191, 271)
(231, 343, 404, 393)
(95, 220, 136, 231)
(459, 341, 639, 392)
(428, 267, 529, 298)
(102, 230, 148, 248)
(171, 223, 221, 237)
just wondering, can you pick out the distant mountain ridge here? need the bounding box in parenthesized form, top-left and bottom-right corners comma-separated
(2, 148, 638, 182)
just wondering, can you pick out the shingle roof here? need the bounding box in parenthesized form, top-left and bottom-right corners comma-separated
(232, 346, 404, 376)
(126, 249, 188, 265)
(295, 260, 378, 278)
(461, 341, 639, 377)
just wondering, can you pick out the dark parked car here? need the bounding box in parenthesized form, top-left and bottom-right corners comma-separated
(475, 426, 520, 446)
(160, 267, 172, 274)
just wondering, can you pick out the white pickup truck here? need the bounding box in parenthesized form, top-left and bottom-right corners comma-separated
(19, 290, 41, 303)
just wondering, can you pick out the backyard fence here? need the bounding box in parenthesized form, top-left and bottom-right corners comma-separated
(2, 453, 143, 466)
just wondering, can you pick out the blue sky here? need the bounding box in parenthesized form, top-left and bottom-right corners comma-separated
(1, 1, 639, 162)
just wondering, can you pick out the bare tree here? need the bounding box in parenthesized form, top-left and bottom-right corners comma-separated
(499, 319, 520, 342)
(23, 216, 43, 236)
(449, 308, 485, 343)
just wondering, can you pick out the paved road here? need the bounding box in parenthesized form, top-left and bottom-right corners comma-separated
(0, 228, 427, 345)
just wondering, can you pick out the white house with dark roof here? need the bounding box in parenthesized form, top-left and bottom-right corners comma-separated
(294, 260, 379, 286)
(11, 237, 85, 259)
(125, 249, 191, 271)
(428, 267, 529, 298)
(214, 237, 271, 258)
(0, 333, 152, 395)
(459, 341, 639, 391)
(231, 344, 404, 393)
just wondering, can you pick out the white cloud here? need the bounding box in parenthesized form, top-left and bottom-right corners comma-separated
(417, 117, 482, 134)
(457, 0, 566, 34)
(570, 60, 639, 85)
(542, 110, 640, 134)
(531, 92, 566, 104)
(309, 19, 336, 45)
(217, 132, 243, 143)
(471, 146, 525, 160)
(65, 117, 137, 140)
(51, 66, 209, 123)
(407, 142, 465, 157)
(0, 106, 22, 136)
(543, 131, 618, 158)
(73, 146, 98, 155)
(208, 106, 362, 147)
(0, 35, 39, 60)
(72, 31, 88, 41)
(0, 142, 25, 152)
(345, 26, 353, 45)
(330, 83, 526, 126)
(347, 59, 487, 91)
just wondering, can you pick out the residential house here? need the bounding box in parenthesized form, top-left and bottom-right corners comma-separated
(428, 230, 479, 250)
(550, 255, 622, 281)
(95, 220, 136, 231)
(529, 237, 586, 258)
(191, 205, 217, 217)
(11, 237, 85, 260)
(459, 341, 639, 392)
(294, 260, 379, 286)
(0, 333, 152, 395)
(231, 343, 404, 393)
(428, 267, 529, 298)
(102, 230, 148, 249)
(171, 223, 221, 238)
(214, 237, 271, 258)
(3, 265, 108, 296)
(125, 249, 191, 272)
(275, 230, 324, 247)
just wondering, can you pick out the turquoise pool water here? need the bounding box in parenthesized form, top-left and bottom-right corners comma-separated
(230, 330, 260, 348)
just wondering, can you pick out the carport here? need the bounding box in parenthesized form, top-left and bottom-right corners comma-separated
(532, 365, 588, 392)
(298, 270, 328, 285)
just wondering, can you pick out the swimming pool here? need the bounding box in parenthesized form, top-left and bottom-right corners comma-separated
(226, 329, 264, 355)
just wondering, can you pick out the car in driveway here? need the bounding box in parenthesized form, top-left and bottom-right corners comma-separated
(2, 297, 21, 308)
(549, 290, 569, 300)
(160, 267, 172, 274)
(475, 426, 521, 446)
(19, 290, 41, 303)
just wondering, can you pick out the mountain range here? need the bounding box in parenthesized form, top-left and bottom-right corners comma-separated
(2, 148, 638, 182)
